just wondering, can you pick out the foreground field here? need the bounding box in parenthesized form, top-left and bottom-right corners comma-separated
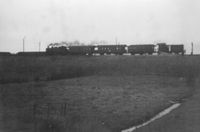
(0, 55, 199, 132)
(135, 78, 200, 132)
(0, 75, 193, 132)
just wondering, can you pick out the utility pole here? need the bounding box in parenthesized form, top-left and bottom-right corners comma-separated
(191, 42, 193, 55)
(39, 41, 41, 52)
(115, 37, 118, 45)
(23, 36, 26, 52)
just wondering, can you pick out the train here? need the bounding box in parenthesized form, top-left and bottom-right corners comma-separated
(157, 43, 184, 55)
(45, 43, 184, 56)
(128, 44, 155, 55)
(0, 43, 185, 56)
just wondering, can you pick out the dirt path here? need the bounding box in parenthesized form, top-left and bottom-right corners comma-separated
(134, 80, 200, 132)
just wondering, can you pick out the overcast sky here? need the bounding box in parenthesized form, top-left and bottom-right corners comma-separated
(0, 0, 200, 53)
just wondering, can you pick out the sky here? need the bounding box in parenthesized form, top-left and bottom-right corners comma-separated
(0, 0, 200, 54)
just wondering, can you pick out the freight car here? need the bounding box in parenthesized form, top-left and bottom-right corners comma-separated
(128, 44, 155, 55)
(97, 45, 126, 55)
(68, 45, 95, 55)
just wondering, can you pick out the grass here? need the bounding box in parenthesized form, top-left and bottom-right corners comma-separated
(0, 55, 199, 84)
(134, 79, 200, 132)
(0, 75, 193, 132)
(0, 55, 200, 132)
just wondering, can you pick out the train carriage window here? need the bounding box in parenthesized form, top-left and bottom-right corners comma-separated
(94, 47, 98, 51)
(125, 47, 128, 50)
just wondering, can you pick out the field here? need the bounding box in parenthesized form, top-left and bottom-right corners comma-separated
(0, 55, 200, 132)
(134, 78, 200, 132)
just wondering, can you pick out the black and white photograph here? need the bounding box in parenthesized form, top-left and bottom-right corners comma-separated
(0, 0, 200, 132)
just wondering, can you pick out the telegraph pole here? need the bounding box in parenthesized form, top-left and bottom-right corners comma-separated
(39, 41, 41, 52)
(23, 36, 25, 52)
(191, 42, 193, 55)
(115, 37, 118, 45)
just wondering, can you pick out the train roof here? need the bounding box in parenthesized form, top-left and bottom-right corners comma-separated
(97, 44, 126, 46)
(157, 43, 167, 45)
(68, 45, 95, 47)
(129, 44, 154, 46)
